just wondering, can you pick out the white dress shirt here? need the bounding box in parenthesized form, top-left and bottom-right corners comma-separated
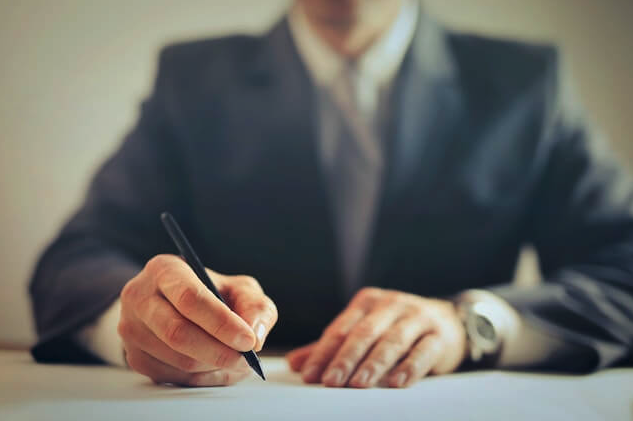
(76, 0, 568, 369)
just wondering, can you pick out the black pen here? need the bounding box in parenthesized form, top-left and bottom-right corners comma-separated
(160, 212, 266, 380)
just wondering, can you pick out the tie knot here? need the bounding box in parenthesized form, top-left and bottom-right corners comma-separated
(334, 61, 359, 104)
(333, 60, 378, 124)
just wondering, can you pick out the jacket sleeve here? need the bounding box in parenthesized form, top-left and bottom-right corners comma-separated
(490, 51, 633, 372)
(29, 48, 185, 364)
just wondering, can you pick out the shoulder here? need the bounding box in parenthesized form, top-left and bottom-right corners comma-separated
(159, 34, 263, 64)
(153, 33, 267, 87)
(446, 31, 561, 101)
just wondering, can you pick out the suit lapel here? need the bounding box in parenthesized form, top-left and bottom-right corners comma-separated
(245, 20, 345, 305)
(235, 15, 464, 298)
(363, 14, 465, 288)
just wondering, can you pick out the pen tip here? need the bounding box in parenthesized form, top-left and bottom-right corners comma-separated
(249, 360, 266, 381)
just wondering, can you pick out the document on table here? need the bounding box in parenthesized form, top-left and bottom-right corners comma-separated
(1, 351, 631, 421)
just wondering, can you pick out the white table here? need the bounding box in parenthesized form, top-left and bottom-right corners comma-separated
(1, 350, 631, 421)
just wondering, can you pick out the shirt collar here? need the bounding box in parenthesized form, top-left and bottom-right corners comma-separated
(288, 0, 419, 89)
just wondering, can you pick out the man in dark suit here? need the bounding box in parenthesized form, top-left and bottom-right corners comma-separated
(30, 0, 633, 388)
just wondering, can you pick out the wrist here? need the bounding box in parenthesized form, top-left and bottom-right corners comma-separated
(449, 300, 470, 367)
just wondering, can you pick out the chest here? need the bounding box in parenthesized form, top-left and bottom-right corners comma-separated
(174, 87, 542, 296)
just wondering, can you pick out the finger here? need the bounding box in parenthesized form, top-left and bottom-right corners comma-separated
(301, 306, 366, 383)
(136, 294, 245, 370)
(147, 254, 257, 352)
(388, 333, 443, 388)
(223, 275, 278, 352)
(321, 303, 402, 387)
(286, 342, 316, 372)
(126, 346, 249, 387)
(297, 287, 381, 383)
(125, 345, 190, 385)
(118, 317, 215, 373)
(184, 367, 251, 387)
(348, 316, 432, 388)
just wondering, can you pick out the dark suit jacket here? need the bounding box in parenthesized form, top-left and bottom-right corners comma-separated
(30, 14, 633, 371)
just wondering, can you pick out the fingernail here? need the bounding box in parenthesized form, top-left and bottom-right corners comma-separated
(393, 372, 408, 388)
(323, 368, 343, 386)
(255, 322, 266, 343)
(233, 333, 254, 351)
(355, 369, 370, 387)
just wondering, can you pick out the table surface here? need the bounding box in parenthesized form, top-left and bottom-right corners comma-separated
(1, 350, 631, 421)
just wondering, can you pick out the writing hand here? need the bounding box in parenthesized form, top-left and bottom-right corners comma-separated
(118, 254, 277, 386)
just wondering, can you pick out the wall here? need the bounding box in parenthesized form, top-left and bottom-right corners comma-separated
(1, 0, 631, 346)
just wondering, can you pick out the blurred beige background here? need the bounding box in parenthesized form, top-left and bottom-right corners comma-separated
(1, 0, 632, 347)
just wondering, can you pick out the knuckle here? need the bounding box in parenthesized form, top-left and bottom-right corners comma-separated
(404, 306, 424, 319)
(382, 332, 405, 348)
(353, 319, 377, 338)
(147, 255, 180, 287)
(117, 320, 133, 340)
(120, 281, 137, 304)
(337, 354, 358, 372)
(238, 275, 260, 290)
(324, 325, 348, 342)
(252, 295, 277, 318)
(178, 356, 203, 373)
(137, 294, 154, 320)
(213, 349, 233, 369)
(379, 292, 398, 306)
(211, 310, 230, 337)
(221, 370, 232, 386)
(373, 345, 399, 367)
(249, 300, 276, 322)
(371, 352, 391, 369)
(249, 300, 269, 313)
(145, 254, 171, 277)
(175, 286, 200, 313)
(354, 287, 382, 305)
(165, 319, 189, 348)
(357, 287, 375, 299)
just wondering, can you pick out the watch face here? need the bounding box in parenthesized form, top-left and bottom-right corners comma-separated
(475, 314, 496, 342)
(466, 305, 500, 354)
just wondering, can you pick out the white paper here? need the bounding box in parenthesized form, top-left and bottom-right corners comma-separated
(1, 351, 631, 421)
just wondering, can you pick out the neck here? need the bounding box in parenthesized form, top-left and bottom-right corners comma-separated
(299, 1, 402, 59)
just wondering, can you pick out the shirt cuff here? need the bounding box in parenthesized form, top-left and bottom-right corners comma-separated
(458, 289, 571, 369)
(74, 298, 126, 367)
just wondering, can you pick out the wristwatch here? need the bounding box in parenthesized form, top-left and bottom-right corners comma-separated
(456, 291, 510, 368)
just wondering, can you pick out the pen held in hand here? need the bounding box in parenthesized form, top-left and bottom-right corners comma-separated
(160, 211, 266, 381)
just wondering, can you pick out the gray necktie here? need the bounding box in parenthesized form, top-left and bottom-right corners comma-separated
(326, 63, 385, 298)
